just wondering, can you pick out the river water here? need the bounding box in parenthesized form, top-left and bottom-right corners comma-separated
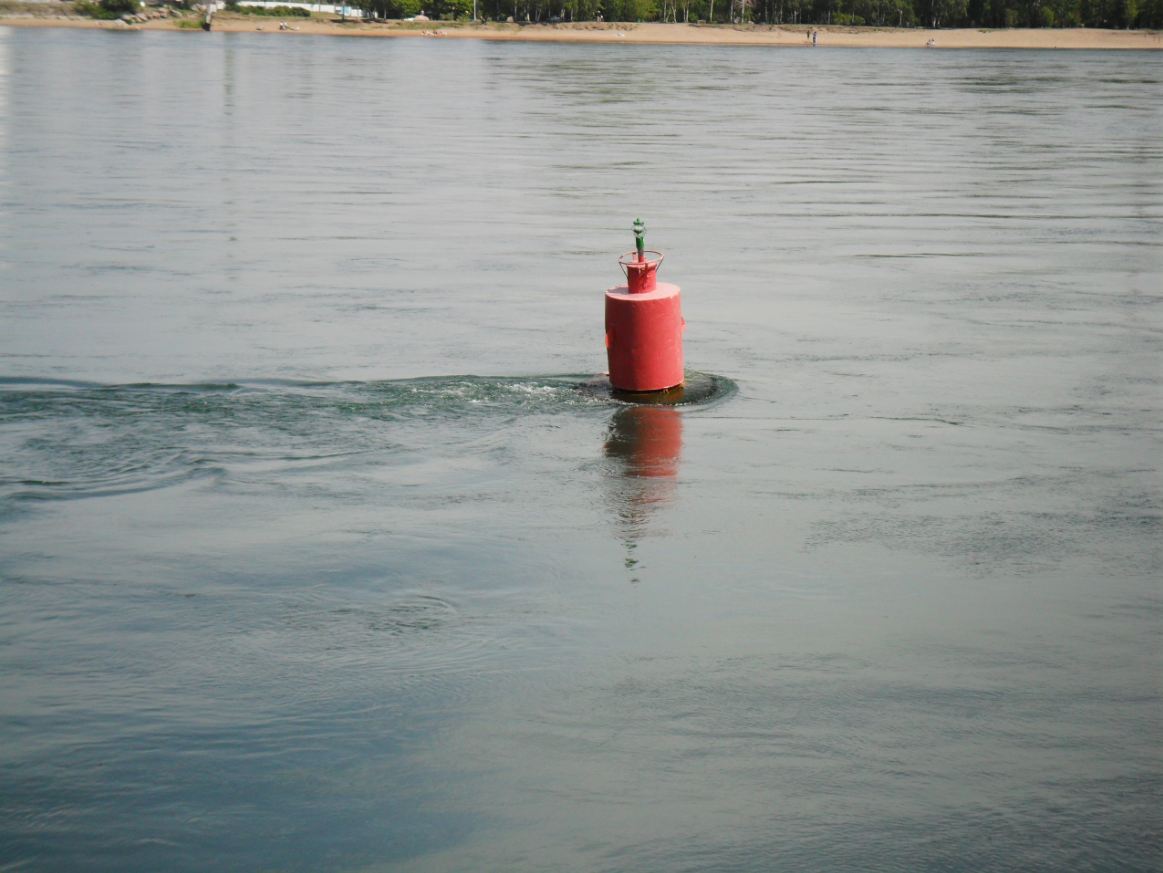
(1, 28, 1160, 871)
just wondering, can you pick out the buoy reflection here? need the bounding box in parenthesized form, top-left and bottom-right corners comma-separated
(603, 405, 683, 582)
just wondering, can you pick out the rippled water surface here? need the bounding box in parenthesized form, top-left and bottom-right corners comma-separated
(1, 28, 1161, 872)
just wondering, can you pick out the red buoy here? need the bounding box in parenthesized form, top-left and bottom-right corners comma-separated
(605, 219, 685, 393)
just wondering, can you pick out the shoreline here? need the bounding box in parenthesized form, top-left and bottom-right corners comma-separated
(1, 16, 1161, 48)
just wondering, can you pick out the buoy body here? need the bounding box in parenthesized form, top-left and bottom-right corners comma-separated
(605, 281, 685, 392)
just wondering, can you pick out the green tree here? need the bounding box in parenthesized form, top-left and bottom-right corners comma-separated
(1111, 0, 1138, 23)
(76, 0, 139, 19)
(915, 0, 966, 26)
(355, 0, 421, 16)
(429, 0, 472, 16)
(1139, 0, 1163, 26)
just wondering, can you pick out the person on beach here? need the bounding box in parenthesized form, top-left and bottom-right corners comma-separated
(811, 29, 818, 46)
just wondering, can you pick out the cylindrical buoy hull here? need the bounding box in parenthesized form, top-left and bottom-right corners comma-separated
(605, 281, 684, 393)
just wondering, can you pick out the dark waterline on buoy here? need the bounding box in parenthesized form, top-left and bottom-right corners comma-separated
(584, 371, 736, 406)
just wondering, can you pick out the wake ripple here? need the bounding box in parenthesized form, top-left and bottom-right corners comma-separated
(0, 373, 734, 502)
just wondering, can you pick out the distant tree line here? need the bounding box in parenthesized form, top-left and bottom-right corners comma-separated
(74, 0, 138, 18)
(359, 0, 1160, 27)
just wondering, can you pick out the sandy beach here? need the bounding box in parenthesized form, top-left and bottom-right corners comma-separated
(1, 14, 1160, 48)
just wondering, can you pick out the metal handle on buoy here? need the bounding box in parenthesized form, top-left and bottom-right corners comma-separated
(618, 251, 663, 292)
